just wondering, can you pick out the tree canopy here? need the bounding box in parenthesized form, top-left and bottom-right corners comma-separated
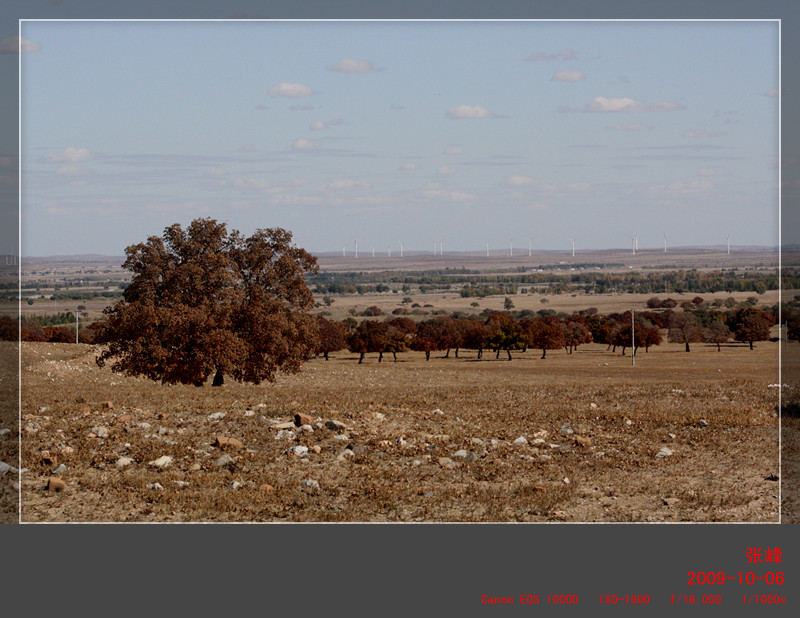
(95, 218, 319, 385)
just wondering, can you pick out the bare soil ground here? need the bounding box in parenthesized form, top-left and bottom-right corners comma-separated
(0, 343, 18, 523)
(20, 340, 780, 522)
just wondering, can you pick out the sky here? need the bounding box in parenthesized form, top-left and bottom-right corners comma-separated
(18, 19, 779, 256)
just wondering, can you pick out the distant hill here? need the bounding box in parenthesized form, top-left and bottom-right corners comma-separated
(22, 254, 125, 264)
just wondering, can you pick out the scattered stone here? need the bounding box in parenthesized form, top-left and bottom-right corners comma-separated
(325, 420, 346, 431)
(549, 443, 561, 449)
(668, 433, 676, 440)
(0, 428, 10, 437)
(47, 477, 65, 492)
(214, 436, 244, 450)
(116, 457, 134, 468)
(158, 427, 169, 435)
(288, 446, 309, 457)
(101, 401, 114, 409)
(294, 412, 315, 427)
(259, 484, 275, 492)
(243, 410, 255, 417)
(625, 419, 632, 427)
(338, 449, 354, 459)
(136, 422, 151, 430)
(424, 491, 434, 497)
(396, 437, 407, 447)
(438, 457, 456, 468)
(560, 426, 574, 435)
(593, 451, 606, 458)
(575, 435, 592, 448)
(275, 429, 295, 441)
(374, 412, 385, 420)
(347, 445, 367, 455)
(663, 497, 680, 507)
(453, 449, 468, 458)
(189, 463, 202, 472)
(271, 422, 295, 430)
(38, 406, 49, 413)
(334, 434, 349, 441)
(149, 455, 173, 468)
(411, 460, 422, 466)
(531, 438, 546, 446)
(174, 481, 190, 488)
(698, 419, 709, 427)
(533, 430, 548, 439)
(310, 445, 322, 454)
(513, 436, 528, 445)
(208, 412, 226, 421)
(24, 423, 37, 434)
(590, 403, 598, 410)
(301, 479, 320, 493)
(563, 477, 570, 485)
(538, 454, 552, 462)
(213, 454, 234, 467)
(299, 424, 314, 434)
(41, 455, 57, 466)
(52, 464, 67, 475)
(655, 447, 673, 459)
(229, 481, 243, 491)
(116, 414, 132, 423)
(146, 482, 164, 491)
(60, 446, 74, 455)
(470, 437, 485, 446)
(0, 461, 14, 475)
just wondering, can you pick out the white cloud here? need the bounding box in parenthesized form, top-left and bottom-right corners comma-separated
(44, 147, 93, 164)
(400, 163, 419, 171)
(607, 123, 652, 131)
(324, 178, 368, 190)
(584, 97, 684, 113)
(568, 182, 591, 192)
(508, 175, 534, 186)
(526, 48, 577, 62)
(0, 35, 41, 54)
(289, 103, 315, 111)
(443, 145, 464, 155)
(423, 189, 476, 201)
(289, 138, 321, 151)
(765, 89, 782, 97)
(309, 119, 345, 131)
(437, 165, 456, 175)
(56, 165, 83, 175)
(268, 82, 314, 98)
(551, 70, 585, 82)
(328, 58, 377, 73)
(446, 105, 497, 119)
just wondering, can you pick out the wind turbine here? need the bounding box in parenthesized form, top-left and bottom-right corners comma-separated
(486, 241, 490, 258)
(399, 241, 404, 258)
(635, 232, 639, 252)
(354, 240, 358, 258)
(570, 238, 575, 257)
(371, 244, 375, 258)
(342, 246, 346, 257)
(726, 234, 730, 255)
(387, 243, 392, 258)
(628, 233, 636, 255)
(527, 237, 532, 257)
(509, 237, 513, 257)
(663, 233, 667, 253)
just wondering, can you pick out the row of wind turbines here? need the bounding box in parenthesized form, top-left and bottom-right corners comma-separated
(340, 234, 734, 258)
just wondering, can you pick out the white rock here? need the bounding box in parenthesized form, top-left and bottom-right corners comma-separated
(513, 436, 528, 445)
(533, 430, 548, 439)
(116, 457, 134, 468)
(214, 454, 234, 467)
(136, 422, 151, 430)
(531, 438, 546, 446)
(563, 477, 570, 485)
(374, 412, 385, 420)
(275, 429, 295, 441)
(229, 480, 243, 490)
(243, 410, 255, 417)
(334, 434, 349, 441)
(590, 403, 598, 409)
(289, 446, 309, 456)
(174, 481, 190, 488)
(299, 424, 314, 434)
(668, 433, 676, 440)
(656, 447, 673, 458)
(0, 428, 11, 437)
(453, 449, 468, 458)
(625, 419, 632, 426)
(208, 412, 226, 420)
(147, 482, 164, 491)
(301, 479, 320, 492)
(148, 455, 173, 468)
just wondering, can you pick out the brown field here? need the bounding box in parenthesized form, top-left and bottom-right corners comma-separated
(19, 338, 781, 522)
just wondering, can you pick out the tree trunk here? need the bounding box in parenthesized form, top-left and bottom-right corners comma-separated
(212, 370, 224, 387)
(444, 348, 450, 358)
(717, 343, 721, 351)
(495, 349, 501, 359)
(477, 348, 483, 360)
(685, 342, 690, 353)
(378, 351, 383, 363)
(323, 351, 329, 360)
(393, 351, 397, 363)
(359, 352, 365, 364)
(749, 340, 754, 350)
(541, 349, 546, 359)
(455, 348, 460, 358)
(621, 346, 626, 356)
(506, 349, 512, 361)
(425, 350, 430, 361)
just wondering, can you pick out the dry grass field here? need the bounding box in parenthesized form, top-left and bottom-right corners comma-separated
(19, 338, 780, 522)
(0, 343, 18, 523)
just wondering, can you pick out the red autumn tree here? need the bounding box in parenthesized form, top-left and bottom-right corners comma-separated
(667, 312, 704, 352)
(526, 316, 565, 359)
(96, 218, 319, 385)
(485, 312, 525, 360)
(315, 316, 348, 360)
(347, 319, 389, 363)
(704, 319, 731, 351)
(731, 307, 775, 350)
(563, 319, 593, 354)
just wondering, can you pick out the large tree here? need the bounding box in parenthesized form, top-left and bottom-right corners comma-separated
(667, 312, 703, 352)
(731, 307, 774, 350)
(95, 218, 319, 385)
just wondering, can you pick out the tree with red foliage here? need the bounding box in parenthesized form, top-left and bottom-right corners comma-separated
(485, 312, 525, 360)
(526, 316, 565, 359)
(347, 320, 389, 363)
(704, 319, 731, 351)
(411, 319, 443, 361)
(667, 312, 703, 352)
(315, 316, 348, 360)
(96, 218, 319, 385)
(563, 319, 592, 354)
(731, 307, 774, 350)
(0, 315, 17, 341)
(460, 317, 491, 360)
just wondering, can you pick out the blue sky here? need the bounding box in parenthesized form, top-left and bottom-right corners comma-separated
(19, 20, 779, 256)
